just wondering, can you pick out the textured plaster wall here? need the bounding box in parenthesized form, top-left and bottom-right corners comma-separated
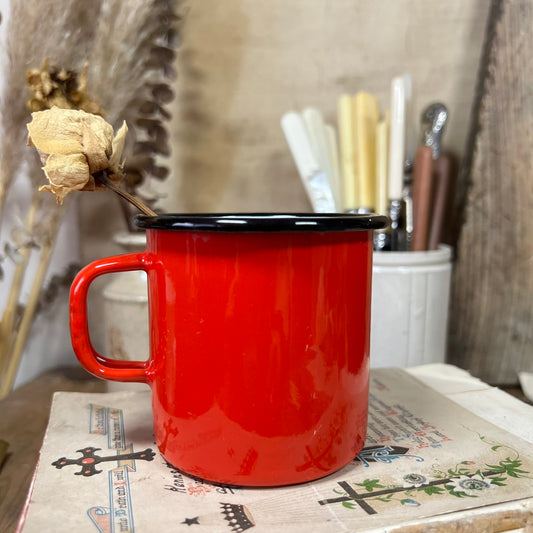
(77, 0, 490, 357)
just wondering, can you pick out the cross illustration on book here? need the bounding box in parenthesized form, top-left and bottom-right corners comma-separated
(52, 446, 155, 477)
(318, 468, 511, 516)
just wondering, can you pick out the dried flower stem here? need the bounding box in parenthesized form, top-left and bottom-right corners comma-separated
(0, 170, 153, 396)
(0, 196, 41, 379)
(0, 167, 155, 397)
(0, 440, 8, 471)
(96, 171, 156, 217)
(0, 159, 16, 224)
(0, 0, 177, 392)
(0, 206, 64, 398)
(0, 184, 7, 223)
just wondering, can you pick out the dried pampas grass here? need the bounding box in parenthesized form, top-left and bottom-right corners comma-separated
(0, 0, 180, 223)
(88, 0, 164, 125)
(0, 0, 181, 395)
(0, 0, 105, 396)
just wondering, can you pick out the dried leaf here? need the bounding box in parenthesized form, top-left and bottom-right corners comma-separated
(135, 119, 168, 145)
(135, 140, 170, 157)
(151, 165, 170, 180)
(149, 83, 174, 103)
(149, 45, 175, 65)
(137, 100, 172, 120)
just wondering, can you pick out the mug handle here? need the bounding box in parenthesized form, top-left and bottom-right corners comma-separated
(70, 252, 153, 384)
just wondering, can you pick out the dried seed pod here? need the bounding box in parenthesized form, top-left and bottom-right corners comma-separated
(26, 59, 104, 116)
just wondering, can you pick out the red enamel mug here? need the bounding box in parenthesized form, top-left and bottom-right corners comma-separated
(70, 213, 387, 486)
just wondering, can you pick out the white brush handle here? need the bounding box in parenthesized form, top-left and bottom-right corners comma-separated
(325, 124, 342, 211)
(281, 112, 336, 212)
(388, 75, 408, 201)
(302, 107, 333, 186)
(376, 118, 389, 216)
(281, 112, 319, 178)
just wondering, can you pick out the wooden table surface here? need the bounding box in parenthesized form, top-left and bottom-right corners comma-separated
(0, 368, 105, 533)
(0, 367, 530, 533)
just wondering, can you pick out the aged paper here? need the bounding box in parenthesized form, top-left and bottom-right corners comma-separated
(19, 368, 533, 532)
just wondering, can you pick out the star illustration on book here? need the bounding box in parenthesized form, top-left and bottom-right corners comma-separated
(182, 516, 200, 526)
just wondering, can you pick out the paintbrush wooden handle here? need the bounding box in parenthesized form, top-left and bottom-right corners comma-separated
(428, 155, 452, 250)
(411, 146, 434, 251)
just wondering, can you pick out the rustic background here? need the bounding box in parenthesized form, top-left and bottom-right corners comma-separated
(78, 0, 499, 375)
(448, 0, 533, 384)
(10, 0, 528, 387)
(81, 0, 490, 253)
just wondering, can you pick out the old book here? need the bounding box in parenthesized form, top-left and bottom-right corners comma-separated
(17, 365, 533, 532)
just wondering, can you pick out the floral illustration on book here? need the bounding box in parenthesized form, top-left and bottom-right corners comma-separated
(174, 436, 533, 531)
(318, 435, 532, 515)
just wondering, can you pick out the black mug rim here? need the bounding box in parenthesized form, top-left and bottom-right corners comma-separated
(135, 213, 389, 232)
